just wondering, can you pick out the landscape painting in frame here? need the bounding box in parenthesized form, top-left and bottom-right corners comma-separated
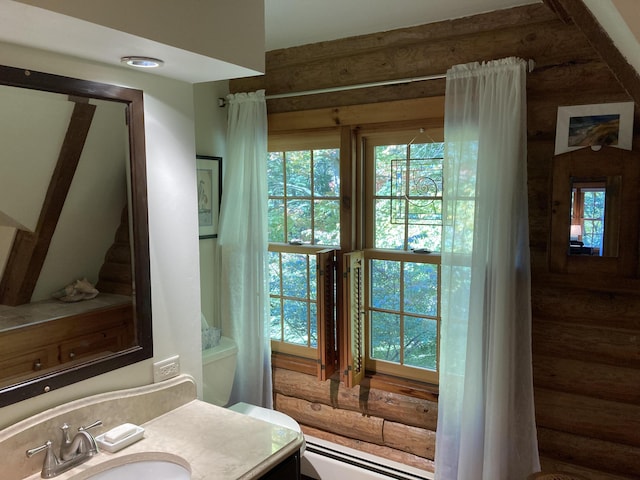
(196, 155, 222, 239)
(554, 102, 634, 155)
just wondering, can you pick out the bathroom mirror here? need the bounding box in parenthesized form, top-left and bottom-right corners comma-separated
(0, 65, 152, 407)
(550, 146, 640, 277)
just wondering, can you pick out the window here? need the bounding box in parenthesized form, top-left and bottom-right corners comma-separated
(267, 134, 340, 370)
(267, 145, 341, 245)
(267, 98, 445, 389)
(571, 180, 605, 254)
(362, 132, 442, 384)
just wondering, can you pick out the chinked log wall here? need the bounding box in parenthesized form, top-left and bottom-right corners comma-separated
(231, 4, 640, 479)
(273, 368, 437, 471)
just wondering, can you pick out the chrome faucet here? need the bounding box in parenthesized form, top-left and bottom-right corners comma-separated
(26, 420, 102, 478)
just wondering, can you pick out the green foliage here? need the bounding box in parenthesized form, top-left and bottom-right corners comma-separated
(369, 259, 438, 371)
(268, 142, 442, 375)
(268, 148, 340, 246)
(269, 251, 317, 347)
(373, 142, 444, 252)
(582, 190, 605, 248)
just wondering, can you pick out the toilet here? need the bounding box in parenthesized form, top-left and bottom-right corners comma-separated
(202, 336, 238, 406)
(202, 336, 305, 453)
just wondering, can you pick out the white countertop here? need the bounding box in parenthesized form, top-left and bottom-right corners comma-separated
(24, 399, 304, 480)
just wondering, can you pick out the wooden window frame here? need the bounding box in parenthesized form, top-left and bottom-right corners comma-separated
(268, 97, 445, 397)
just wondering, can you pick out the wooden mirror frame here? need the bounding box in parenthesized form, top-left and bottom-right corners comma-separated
(549, 146, 640, 278)
(0, 65, 152, 407)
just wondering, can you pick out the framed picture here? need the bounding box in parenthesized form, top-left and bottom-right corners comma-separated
(554, 102, 634, 155)
(196, 155, 222, 239)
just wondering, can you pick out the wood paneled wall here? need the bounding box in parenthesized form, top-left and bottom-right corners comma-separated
(231, 4, 640, 478)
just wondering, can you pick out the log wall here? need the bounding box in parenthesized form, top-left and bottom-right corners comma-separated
(232, 4, 640, 478)
(273, 368, 436, 471)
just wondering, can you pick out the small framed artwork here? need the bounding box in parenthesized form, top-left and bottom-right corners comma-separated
(196, 155, 222, 239)
(554, 102, 634, 155)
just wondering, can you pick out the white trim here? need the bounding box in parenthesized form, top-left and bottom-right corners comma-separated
(301, 435, 434, 480)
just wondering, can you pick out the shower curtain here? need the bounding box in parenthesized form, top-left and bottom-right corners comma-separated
(217, 90, 272, 408)
(435, 58, 540, 479)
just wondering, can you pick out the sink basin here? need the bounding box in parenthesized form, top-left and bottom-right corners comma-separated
(78, 458, 190, 480)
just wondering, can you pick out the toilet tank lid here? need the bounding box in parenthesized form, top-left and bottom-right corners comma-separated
(202, 336, 238, 363)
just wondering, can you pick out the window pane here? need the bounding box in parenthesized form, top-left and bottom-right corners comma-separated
(287, 199, 312, 242)
(313, 148, 340, 196)
(404, 262, 438, 316)
(268, 248, 319, 354)
(269, 251, 281, 295)
(268, 199, 285, 242)
(370, 311, 401, 363)
(267, 152, 284, 195)
(583, 190, 605, 249)
(285, 150, 311, 196)
(373, 142, 443, 253)
(269, 146, 340, 247)
(283, 299, 309, 346)
(410, 142, 444, 159)
(374, 199, 405, 249)
(309, 255, 317, 300)
(269, 297, 282, 341)
(407, 163, 442, 231)
(314, 199, 340, 246)
(404, 316, 437, 370)
(282, 253, 308, 298)
(310, 302, 318, 348)
(445, 199, 475, 254)
(375, 144, 406, 196)
(408, 223, 441, 252)
(370, 259, 400, 311)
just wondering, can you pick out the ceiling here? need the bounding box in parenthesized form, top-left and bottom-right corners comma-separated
(0, 0, 638, 83)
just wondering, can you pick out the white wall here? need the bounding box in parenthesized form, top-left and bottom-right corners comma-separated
(0, 41, 203, 428)
(194, 80, 229, 334)
(0, 88, 72, 232)
(33, 99, 128, 301)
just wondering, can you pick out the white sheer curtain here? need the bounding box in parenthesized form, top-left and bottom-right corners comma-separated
(217, 90, 273, 408)
(435, 58, 539, 479)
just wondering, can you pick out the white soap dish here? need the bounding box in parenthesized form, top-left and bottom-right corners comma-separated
(96, 426, 145, 453)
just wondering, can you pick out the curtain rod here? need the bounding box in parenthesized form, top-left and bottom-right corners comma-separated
(264, 73, 446, 100)
(264, 59, 535, 100)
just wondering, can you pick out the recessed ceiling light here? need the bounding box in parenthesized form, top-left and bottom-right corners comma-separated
(121, 56, 164, 68)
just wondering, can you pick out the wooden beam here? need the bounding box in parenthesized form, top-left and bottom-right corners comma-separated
(268, 97, 444, 133)
(537, 427, 640, 478)
(272, 367, 438, 430)
(534, 388, 640, 448)
(276, 393, 385, 444)
(0, 100, 96, 306)
(542, 0, 573, 24)
(547, 0, 640, 107)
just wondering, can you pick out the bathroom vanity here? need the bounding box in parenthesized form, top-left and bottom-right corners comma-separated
(0, 375, 303, 480)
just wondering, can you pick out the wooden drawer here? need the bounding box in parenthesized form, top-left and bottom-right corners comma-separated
(0, 346, 58, 387)
(59, 326, 127, 363)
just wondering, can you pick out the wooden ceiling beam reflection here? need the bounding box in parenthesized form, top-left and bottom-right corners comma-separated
(543, 0, 640, 107)
(0, 100, 96, 306)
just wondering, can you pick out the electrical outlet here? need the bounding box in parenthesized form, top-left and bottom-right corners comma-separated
(153, 355, 180, 382)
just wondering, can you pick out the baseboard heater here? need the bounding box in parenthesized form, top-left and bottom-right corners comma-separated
(302, 436, 433, 480)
